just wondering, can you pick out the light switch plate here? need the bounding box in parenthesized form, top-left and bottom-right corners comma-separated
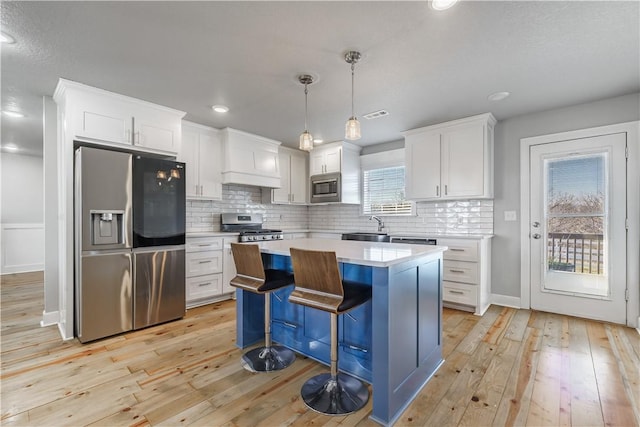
(504, 210, 517, 221)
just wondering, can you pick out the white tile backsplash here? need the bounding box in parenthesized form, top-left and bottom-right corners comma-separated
(186, 184, 308, 232)
(187, 184, 493, 235)
(307, 200, 494, 235)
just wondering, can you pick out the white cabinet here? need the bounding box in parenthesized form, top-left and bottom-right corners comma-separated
(186, 236, 229, 308)
(283, 232, 308, 240)
(220, 128, 281, 188)
(180, 122, 222, 200)
(267, 147, 308, 204)
(310, 144, 342, 175)
(403, 113, 496, 200)
(308, 141, 361, 204)
(222, 237, 238, 295)
(438, 237, 492, 316)
(54, 79, 184, 154)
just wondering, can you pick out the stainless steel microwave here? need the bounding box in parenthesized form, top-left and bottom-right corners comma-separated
(310, 172, 341, 203)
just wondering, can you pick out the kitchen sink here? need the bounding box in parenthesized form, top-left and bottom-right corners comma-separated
(341, 232, 391, 243)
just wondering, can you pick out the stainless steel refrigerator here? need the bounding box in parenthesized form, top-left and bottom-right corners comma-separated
(75, 146, 186, 343)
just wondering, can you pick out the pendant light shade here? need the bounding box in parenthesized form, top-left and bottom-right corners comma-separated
(344, 50, 362, 141)
(298, 74, 314, 152)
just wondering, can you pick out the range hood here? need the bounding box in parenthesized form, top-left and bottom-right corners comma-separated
(220, 128, 282, 188)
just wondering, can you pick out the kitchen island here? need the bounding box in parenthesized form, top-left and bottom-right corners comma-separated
(235, 238, 447, 426)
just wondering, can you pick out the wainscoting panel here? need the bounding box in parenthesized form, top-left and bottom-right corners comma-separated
(1, 223, 44, 274)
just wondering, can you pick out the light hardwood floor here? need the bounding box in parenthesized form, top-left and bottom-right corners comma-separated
(1, 271, 638, 426)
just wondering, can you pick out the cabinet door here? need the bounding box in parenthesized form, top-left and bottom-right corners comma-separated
(74, 95, 132, 145)
(222, 238, 237, 294)
(187, 273, 223, 301)
(289, 152, 307, 204)
(134, 116, 180, 154)
(405, 132, 441, 199)
(179, 128, 200, 198)
(309, 151, 325, 175)
(272, 152, 291, 203)
(441, 123, 485, 198)
(323, 147, 342, 173)
(198, 131, 222, 200)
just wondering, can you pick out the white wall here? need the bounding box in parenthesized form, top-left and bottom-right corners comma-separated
(492, 92, 640, 298)
(1, 152, 45, 274)
(1, 152, 43, 222)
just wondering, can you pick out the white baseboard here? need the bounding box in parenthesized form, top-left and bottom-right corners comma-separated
(40, 310, 60, 327)
(491, 294, 521, 309)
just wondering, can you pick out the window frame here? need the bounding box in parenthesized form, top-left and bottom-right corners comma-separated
(360, 149, 415, 217)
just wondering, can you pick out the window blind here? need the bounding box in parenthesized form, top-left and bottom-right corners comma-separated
(362, 166, 413, 215)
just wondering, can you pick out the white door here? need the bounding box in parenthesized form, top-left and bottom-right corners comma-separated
(529, 133, 627, 324)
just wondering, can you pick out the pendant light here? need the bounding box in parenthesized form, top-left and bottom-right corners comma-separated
(344, 50, 362, 141)
(298, 74, 314, 152)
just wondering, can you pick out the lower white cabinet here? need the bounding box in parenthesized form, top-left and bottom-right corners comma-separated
(439, 237, 492, 315)
(222, 237, 238, 295)
(186, 236, 230, 308)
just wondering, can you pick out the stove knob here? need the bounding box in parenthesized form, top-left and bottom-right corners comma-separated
(248, 236, 255, 241)
(262, 235, 268, 240)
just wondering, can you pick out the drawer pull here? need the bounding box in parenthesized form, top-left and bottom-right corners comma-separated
(282, 321, 298, 329)
(449, 248, 465, 252)
(345, 344, 368, 354)
(198, 244, 214, 247)
(449, 269, 466, 273)
(198, 260, 212, 264)
(448, 290, 465, 295)
(198, 282, 212, 287)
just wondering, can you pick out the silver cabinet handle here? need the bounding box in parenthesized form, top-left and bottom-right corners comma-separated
(200, 185, 204, 195)
(198, 282, 212, 287)
(449, 269, 465, 273)
(199, 260, 212, 264)
(448, 290, 465, 295)
(283, 321, 298, 329)
(345, 344, 368, 353)
(444, 184, 448, 195)
(125, 129, 132, 143)
(291, 193, 294, 202)
(449, 248, 465, 252)
(436, 185, 440, 196)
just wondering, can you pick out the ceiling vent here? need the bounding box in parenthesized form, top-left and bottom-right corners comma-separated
(363, 109, 389, 120)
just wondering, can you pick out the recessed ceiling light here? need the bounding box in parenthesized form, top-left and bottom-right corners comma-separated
(313, 138, 324, 144)
(0, 31, 15, 44)
(431, 0, 458, 11)
(3, 144, 19, 152)
(211, 105, 229, 113)
(487, 91, 510, 101)
(3, 110, 25, 118)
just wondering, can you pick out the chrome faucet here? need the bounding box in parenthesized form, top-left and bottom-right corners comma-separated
(369, 215, 384, 232)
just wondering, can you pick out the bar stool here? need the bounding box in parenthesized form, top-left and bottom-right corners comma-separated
(229, 243, 296, 372)
(288, 247, 372, 415)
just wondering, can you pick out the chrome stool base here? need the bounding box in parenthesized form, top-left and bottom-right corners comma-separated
(241, 345, 296, 372)
(301, 372, 369, 415)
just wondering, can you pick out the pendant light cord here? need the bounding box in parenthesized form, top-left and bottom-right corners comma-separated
(351, 62, 355, 118)
(304, 82, 309, 132)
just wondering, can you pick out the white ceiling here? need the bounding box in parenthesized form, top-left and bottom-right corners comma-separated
(2, 1, 639, 157)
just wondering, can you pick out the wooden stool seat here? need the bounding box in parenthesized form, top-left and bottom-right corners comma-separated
(230, 243, 296, 372)
(288, 247, 371, 415)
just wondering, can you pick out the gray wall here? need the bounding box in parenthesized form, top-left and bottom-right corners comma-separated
(492, 92, 640, 297)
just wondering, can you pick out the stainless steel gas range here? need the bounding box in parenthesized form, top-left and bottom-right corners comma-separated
(220, 213, 284, 242)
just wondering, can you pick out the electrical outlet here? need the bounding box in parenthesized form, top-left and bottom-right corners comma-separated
(504, 210, 517, 221)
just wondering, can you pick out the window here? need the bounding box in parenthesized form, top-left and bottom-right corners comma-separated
(362, 166, 413, 215)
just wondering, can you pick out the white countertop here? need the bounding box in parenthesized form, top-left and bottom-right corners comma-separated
(256, 238, 447, 267)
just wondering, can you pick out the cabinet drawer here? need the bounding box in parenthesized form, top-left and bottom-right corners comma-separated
(186, 251, 222, 276)
(187, 273, 222, 300)
(443, 281, 477, 306)
(443, 260, 478, 284)
(186, 237, 223, 252)
(439, 239, 479, 262)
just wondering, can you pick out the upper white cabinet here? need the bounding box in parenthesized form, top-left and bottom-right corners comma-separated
(269, 146, 308, 204)
(179, 122, 222, 200)
(403, 113, 496, 200)
(220, 128, 281, 188)
(310, 144, 342, 175)
(53, 79, 185, 154)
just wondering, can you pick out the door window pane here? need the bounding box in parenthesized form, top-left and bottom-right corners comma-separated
(543, 153, 608, 296)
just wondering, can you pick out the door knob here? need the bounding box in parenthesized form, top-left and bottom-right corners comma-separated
(532, 233, 541, 239)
